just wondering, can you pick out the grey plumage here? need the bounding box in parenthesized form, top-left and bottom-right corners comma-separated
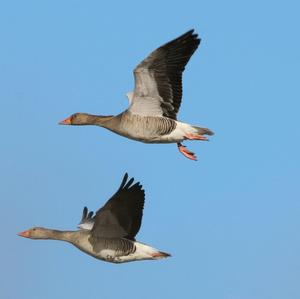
(131, 29, 200, 120)
(90, 237, 136, 257)
(88, 173, 144, 243)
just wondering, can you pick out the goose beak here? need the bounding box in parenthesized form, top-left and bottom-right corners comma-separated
(18, 230, 30, 238)
(59, 117, 71, 125)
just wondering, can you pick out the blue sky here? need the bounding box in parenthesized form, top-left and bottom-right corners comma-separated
(1, 0, 300, 298)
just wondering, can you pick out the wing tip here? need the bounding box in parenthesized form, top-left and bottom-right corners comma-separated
(119, 173, 129, 189)
(80, 206, 94, 221)
(182, 29, 200, 40)
(120, 173, 144, 192)
(81, 206, 88, 221)
(167, 29, 200, 52)
(78, 206, 94, 229)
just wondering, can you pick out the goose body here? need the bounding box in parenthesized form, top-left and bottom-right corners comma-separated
(18, 174, 170, 264)
(60, 30, 214, 160)
(72, 233, 168, 263)
(98, 112, 206, 144)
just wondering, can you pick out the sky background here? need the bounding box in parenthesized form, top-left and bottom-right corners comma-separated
(1, 0, 300, 298)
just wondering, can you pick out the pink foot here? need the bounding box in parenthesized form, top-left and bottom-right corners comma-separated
(177, 143, 197, 161)
(185, 133, 208, 141)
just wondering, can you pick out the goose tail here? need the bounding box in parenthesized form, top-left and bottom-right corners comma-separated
(193, 126, 214, 136)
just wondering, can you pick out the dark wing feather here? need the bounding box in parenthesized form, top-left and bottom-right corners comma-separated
(78, 206, 95, 230)
(90, 173, 145, 241)
(132, 30, 200, 120)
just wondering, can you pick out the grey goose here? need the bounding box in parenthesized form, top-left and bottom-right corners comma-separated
(59, 30, 213, 160)
(18, 174, 170, 263)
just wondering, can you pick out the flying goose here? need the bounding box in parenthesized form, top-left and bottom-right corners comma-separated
(59, 30, 213, 160)
(18, 174, 170, 263)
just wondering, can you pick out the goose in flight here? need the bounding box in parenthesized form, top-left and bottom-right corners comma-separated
(18, 174, 170, 263)
(59, 30, 213, 160)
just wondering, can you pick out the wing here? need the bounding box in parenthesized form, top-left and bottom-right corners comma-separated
(129, 29, 200, 120)
(78, 207, 95, 230)
(90, 173, 145, 241)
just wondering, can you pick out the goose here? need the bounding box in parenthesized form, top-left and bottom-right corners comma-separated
(18, 173, 170, 263)
(59, 29, 213, 161)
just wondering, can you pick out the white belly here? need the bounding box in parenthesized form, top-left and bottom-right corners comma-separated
(155, 122, 198, 143)
(114, 242, 166, 263)
(73, 238, 167, 263)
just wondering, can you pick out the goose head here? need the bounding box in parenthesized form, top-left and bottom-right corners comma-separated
(18, 227, 50, 239)
(59, 113, 114, 126)
(59, 113, 91, 125)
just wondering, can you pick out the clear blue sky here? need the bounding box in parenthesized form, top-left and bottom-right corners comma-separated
(1, 1, 300, 298)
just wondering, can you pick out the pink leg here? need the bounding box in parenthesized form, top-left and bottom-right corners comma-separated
(185, 133, 208, 141)
(177, 143, 197, 161)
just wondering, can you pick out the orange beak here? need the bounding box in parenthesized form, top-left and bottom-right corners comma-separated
(18, 230, 30, 238)
(59, 117, 71, 125)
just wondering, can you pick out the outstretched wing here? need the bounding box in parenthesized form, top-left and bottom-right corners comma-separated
(90, 173, 145, 241)
(128, 30, 200, 120)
